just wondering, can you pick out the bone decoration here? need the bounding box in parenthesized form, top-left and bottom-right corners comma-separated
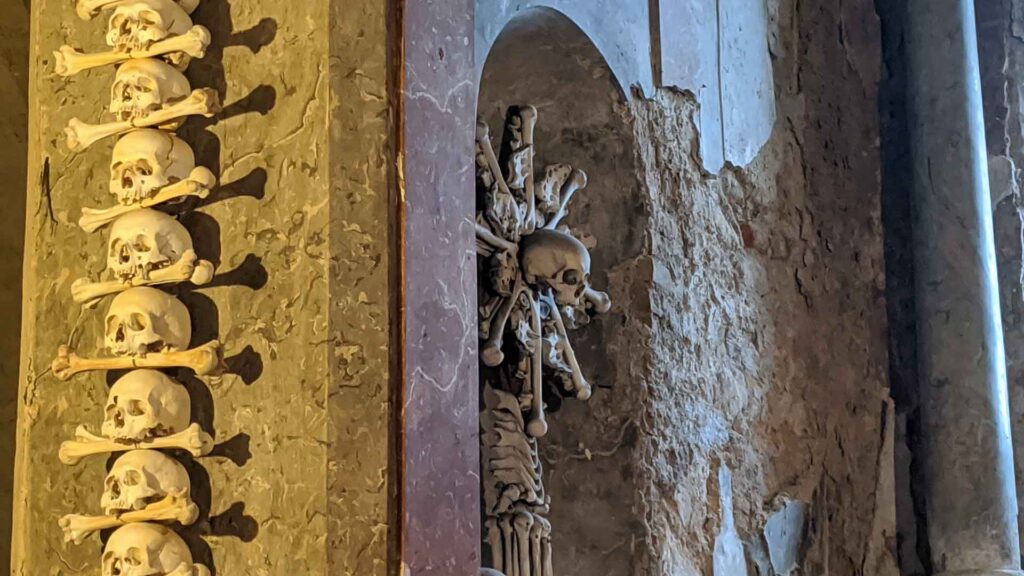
(72, 209, 215, 305)
(59, 449, 199, 544)
(103, 369, 191, 442)
(60, 422, 213, 465)
(476, 106, 610, 576)
(77, 0, 200, 21)
(102, 523, 211, 576)
(65, 58, 221, 151)
(50, 288, 225, 380)
(56, 0, 211, 77)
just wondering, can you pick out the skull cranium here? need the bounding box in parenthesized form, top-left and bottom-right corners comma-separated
(110, 58, 190, 123)
(107, 209, 193, 282)
(105, 287, 192, 357)
(107, 0, 192, 53)
(519, 229, 592, 307)
(102, 523, 197, 576)
(102, 369, 191, 442)
(101, 450, 192, 516)
(111, 129, 196, 206)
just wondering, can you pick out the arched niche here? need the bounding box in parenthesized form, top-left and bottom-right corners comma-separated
(477, 8, 646, 575)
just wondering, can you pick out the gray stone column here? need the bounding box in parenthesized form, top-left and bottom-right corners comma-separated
(906, 0, 1024, 574)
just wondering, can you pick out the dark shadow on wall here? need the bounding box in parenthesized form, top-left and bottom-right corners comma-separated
(875, 1, 930, 573)
(478, 8, 646, 575)
(0, 0, 28, 571)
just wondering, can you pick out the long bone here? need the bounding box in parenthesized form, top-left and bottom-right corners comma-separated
(540, 292, 592, 400)
(59, 493, 200, 544)
(59, 423, 213, 465)
(516, 106, 538, 236)
(584, 286, 612, 314)
(77, 0, 199, 20)
(486, 519, 504, 574)
(477, 121, 523, 238)
(481, 276, 524, 367)
(51, 340, 225, 381)
(79, 167, 217, 233)
(530, 517, 543, 576)
(66, 88, 220, 152)
(500, 515, 515, 576)
(540, 518, 553, 576)
(543, 168, 587, 231)
(71, 249, 215, 306)
(513, 512, 534, 576)
(55, 25, 212, 77)
(523, 291, 547, 438)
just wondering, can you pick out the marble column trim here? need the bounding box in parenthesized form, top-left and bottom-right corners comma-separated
(906, 0, 1023, 573)
(400, 0, 481, 573)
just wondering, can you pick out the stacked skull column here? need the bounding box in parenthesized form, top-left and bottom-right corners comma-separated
(50, 1, 225, 574)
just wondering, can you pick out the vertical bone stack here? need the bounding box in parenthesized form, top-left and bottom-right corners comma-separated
(476, 107, 611, 576)
(50, 1, 224, 574)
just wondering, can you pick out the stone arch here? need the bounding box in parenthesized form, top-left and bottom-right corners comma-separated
(477, 8, 647, 575)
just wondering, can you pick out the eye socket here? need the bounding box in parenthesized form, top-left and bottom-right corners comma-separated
(562, 269, 582, 286)
(139, 10, 161, 26)
(136, 160, 153, 177)
(128, 312, 148, 332)
(126, 399, 146, 417)
(132, 234, 152, 253)
(122, 470, 142, 487)
(136, 77, 156, 93)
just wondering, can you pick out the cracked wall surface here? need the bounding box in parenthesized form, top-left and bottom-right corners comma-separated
(478, 0, 895, 573)
(10, 0, 394, 574)
(629, 1, 893, 569)
(0, 0, 27, 570)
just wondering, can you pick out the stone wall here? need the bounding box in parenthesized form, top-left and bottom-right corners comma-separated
(0, 0, 27, 570)
(628, 0, 894, 571)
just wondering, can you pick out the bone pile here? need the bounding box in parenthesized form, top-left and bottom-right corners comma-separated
(51, 2, 222, 574)
(476, 107, 611, 576)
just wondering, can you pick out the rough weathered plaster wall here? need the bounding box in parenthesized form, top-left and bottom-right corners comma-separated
(8, 0, 398, 573)
(628, 0, 893, 572)
(0, 0, 27, 570)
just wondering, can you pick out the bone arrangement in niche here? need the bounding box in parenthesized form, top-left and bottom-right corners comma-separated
(476, 106, 611, 576)
(49, 1, 232, 573)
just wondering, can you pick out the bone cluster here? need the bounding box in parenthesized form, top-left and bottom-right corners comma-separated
(476, 107, 610, 576)
(51, 2, 226, 574)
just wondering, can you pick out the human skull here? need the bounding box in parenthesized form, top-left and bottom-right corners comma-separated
(110, 58, 190, 123)
(107, 210, 193, 282)
(102, 523, 196, 576)
(519, 229, 592, 307)
(102, 369, 191, 441)
(111, 130, 196, 205)
(107, 0, 192, 53)
(101, 450, 192, 516)
(105, 287, 192, 357)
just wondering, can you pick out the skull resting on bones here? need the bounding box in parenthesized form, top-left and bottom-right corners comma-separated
(102, 369, 191, 442)
(111, 58, 190, 123)
(107, 209, 193, 282)
(519, 229, 592, 307)
(103, 523, 204, 576)
(111, 129, 196, 205)
(105, 287, 191, 357)
(107, 0, 193, 53)
(102, 449, 192, 516)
